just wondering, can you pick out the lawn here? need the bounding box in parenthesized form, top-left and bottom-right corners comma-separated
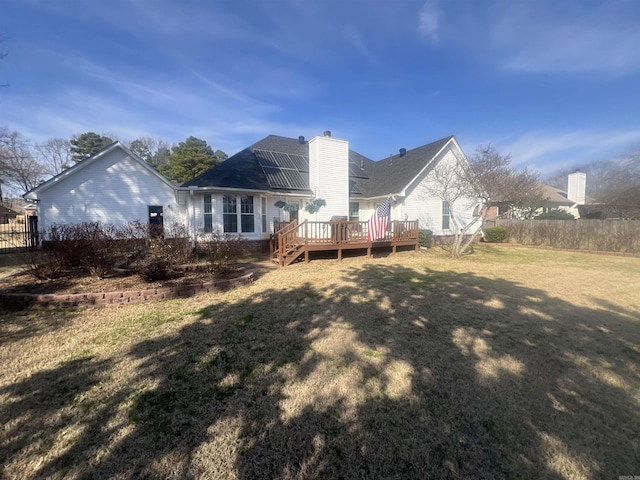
(1, 245, 639, 479)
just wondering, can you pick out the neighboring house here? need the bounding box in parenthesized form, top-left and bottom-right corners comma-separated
(486, 172, 588, 220)
(24, 142, 187, 233)
(24, 132, 479, 244)
(0, 205, 19, 225)
(182, 132, 479, 240)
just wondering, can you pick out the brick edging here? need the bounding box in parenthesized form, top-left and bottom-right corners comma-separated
(0, 272, 254, 308)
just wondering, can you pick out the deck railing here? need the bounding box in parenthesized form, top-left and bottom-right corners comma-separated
(272, 219, 419, 265)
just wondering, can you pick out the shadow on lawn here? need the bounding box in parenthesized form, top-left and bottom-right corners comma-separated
(1, 263, 639, 478)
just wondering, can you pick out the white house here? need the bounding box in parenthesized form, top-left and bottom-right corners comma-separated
(182, 132, 479, 241)
(24, 132, 480, 246)
(23, 142, 188, 233)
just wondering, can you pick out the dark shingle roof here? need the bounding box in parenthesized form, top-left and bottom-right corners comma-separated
(183, 134, 455, 199)
(182, 135, 310, 192)
(365, 136, 453, 197)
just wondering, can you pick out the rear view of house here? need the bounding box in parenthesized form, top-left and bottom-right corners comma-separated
(24, 132, 480, 255)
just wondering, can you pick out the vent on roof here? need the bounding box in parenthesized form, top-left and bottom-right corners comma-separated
(323, 130, 331, 137)
(399, 148, 407, 157)
(298, 136, 305, 144)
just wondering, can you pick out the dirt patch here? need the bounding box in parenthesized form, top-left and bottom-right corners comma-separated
(0, 260, 275, 297)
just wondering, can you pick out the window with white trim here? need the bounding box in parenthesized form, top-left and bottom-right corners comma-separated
(203, 194, 213, 233)
(261, 197, 267, 233)
(223, 195, 237, 233)
(222, 194, 255, 233)
(442, 201, 450, 230)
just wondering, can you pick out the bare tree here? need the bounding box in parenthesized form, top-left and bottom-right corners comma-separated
(546, 148, 640, 219)
(0, 128, 46, 198)
(421, 145, 544, 258)
(36, 138, 72, 176)
(129, 136, 171, 167)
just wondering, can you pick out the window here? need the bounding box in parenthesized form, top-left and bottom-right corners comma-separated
(222, 194, 255, 233)
(261, 197, 267, 233)
(442, 201, 450, 230)
(349, 202, 359, 221)
(203, 194, 213, 232)
(241, 195, 254, 233)
(223, 195, 237, 233)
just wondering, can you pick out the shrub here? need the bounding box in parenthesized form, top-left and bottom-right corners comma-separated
(418, 229, 433, 248)
(198, 232, 246, 275)
(483, 226, 507, 243)
(535, 209, 575, 220)
(137, 258, 172, 281)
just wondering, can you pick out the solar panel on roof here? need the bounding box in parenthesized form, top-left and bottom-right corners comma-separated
(255, 149, 309, 190)
(289, 154, 309, 172)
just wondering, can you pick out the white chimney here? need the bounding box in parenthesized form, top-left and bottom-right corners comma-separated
(308, 134, 349, 221)
(567, 171, 586, 204)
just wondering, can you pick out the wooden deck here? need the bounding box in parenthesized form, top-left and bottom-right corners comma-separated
(270, 219, 419, 266)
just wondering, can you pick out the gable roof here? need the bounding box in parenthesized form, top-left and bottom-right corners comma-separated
(24, 142, 177, 199)
(363, 136, 454, 198)
(184, 134, 458, 200)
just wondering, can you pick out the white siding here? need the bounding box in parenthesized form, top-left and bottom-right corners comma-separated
(401, 147, 479, 236)
(192, 192, 295, 239)
(309, 136, 349, 221)
(36, 149, 186, 232)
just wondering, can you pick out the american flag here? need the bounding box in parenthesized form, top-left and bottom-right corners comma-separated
(368, 199, 391, 241)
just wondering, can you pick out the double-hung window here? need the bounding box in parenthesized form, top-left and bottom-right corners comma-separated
(261, 197, 267, 233)
(442, 201, 450, 230)
(221, 194, 255, 233)
(240, 195, 255, 233)
(203, 194, 213, 233)
(349, 202, 359, 221)
(223, 195, 238, 233)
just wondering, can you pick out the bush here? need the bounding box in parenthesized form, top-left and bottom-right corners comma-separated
(137, 258, 172, 281)
(26, 220, 193, 281)
(483, 226, 507, 243)
(198, 232, 246, 275)
(418, 229, 433, 248)
(535, 209, 575, 220)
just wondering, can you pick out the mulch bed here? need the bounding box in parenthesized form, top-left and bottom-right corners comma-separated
(0, 262, 272, 307)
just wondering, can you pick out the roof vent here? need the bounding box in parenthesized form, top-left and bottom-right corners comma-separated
(298, 136, 305, 144)
(323, 130, 331, 137)
(399, 148, 407, 157)
(360, 159, 364, 168)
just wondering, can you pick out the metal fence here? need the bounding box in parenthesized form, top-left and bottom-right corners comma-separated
(0, 217, 38, 253)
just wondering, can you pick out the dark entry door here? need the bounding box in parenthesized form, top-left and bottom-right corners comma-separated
(148, 205, 164, 237)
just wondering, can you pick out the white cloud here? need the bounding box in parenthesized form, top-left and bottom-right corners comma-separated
(418, 0, 440, 44)
(490, 1, 640, 74)
(497, 128, 640, 174)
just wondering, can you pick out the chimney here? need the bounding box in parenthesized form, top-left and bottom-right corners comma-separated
(298, 136, 305, 144)
(323, 130, 331, 137)
(567, 171, 586, 204)
(399, 148, 407, 157)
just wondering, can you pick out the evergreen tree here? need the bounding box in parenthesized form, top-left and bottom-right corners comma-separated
(158, 136, 224, 183)
(70, 132, 113, 162)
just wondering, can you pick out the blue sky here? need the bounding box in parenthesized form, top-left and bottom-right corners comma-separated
(2, 0, 640, 175)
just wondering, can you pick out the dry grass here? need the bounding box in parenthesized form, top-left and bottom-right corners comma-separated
(1, 245, 639, 479)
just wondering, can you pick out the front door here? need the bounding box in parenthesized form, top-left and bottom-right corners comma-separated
(148, 205, 164, 237)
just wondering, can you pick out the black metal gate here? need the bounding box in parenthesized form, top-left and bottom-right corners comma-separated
(0, 216, 38, 253)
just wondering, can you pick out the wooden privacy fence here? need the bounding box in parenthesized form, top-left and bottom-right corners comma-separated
(496, 219, 640, 254)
